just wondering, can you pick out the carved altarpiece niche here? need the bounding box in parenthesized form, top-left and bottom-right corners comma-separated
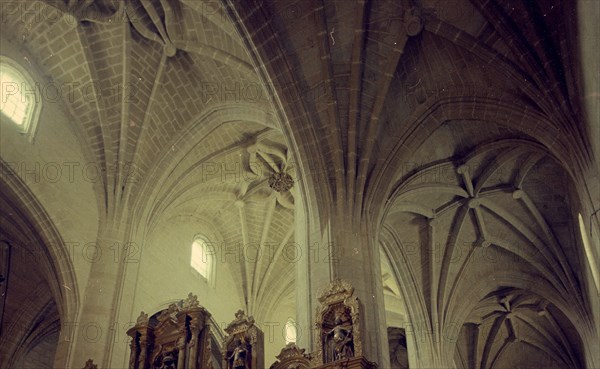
(221, 310, 264, 369)
(312, 280, 376, 369)
(127, 294, 213, 369)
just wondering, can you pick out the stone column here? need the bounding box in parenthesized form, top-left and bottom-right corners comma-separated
(294, 187, 330, 350)
(331, 215, 389, 368)
(299, 205, 390, 368)
(66, 223, 132, 368)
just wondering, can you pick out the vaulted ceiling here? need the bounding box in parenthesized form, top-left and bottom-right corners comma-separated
(0, 0, 596, 367)
(223, 0, 594, 226)
(0, 176, 62, 369)
(220, 1, 595, 365)
(1, 0, 300, 320)
(455, 288, 584, 369)
(381, 139, 591, 367)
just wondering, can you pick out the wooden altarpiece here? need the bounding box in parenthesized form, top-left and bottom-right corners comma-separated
(268, 343, 311, 369)
(221, 310, 264, 369)
(311, 279, 377, 369)
(127, 293, 213, 369)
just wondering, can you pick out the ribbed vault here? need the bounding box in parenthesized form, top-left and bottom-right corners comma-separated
(454, 288, 584, 369)
(224, 0, 594, 230)
(0, 0, 598, 367)
(0, 164, 68, 368)
(1, 1, 301, 363)
(381, 139, 594, 365)
(138, 124, 297, 321)
(0, 0, 271, 220)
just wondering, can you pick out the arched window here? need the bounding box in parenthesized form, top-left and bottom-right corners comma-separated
(284, 318, 297, 344)
(190, 236, 213, 282)
(0, 56, 41, 142)
(578, 213, 599, 292)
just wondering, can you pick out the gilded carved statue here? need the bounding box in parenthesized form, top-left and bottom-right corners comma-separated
(228, 338, 249, 369)
(156, 352, 177, 369)
(222, 310, 264, 369)
(327, 310, 354, 361)
(312, 279, 369, 367)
